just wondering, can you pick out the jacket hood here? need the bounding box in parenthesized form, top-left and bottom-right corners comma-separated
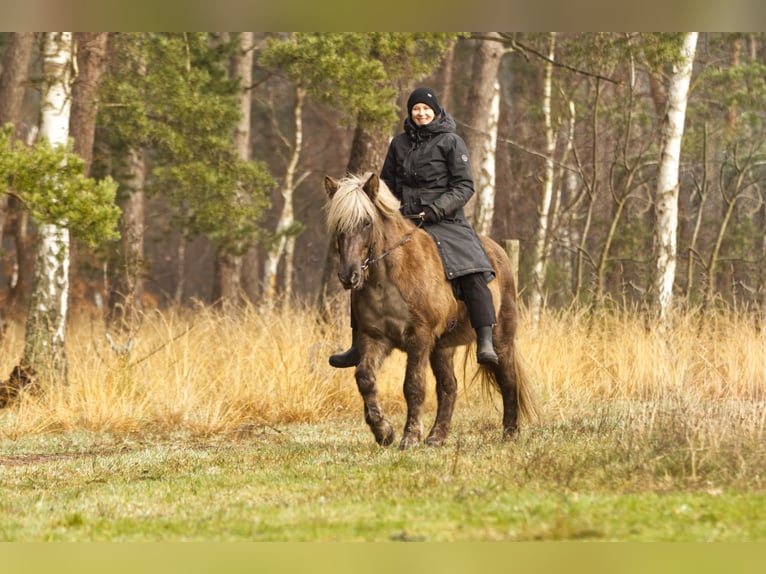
(404, 111, 456, 141)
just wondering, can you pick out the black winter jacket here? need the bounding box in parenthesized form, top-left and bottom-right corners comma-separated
(381, 112, 494, 283)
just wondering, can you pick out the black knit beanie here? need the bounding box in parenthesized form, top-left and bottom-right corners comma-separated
(407, 87, 442, 117)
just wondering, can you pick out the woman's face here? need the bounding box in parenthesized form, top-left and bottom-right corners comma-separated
(411, 103, 435, 126)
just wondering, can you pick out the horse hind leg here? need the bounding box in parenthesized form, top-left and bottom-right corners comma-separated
(424, 346, 457, 447)
(495, 355, 520, 440)
(490, 319, 522, 441)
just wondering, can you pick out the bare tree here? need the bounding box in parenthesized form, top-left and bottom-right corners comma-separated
(528, 33, 558, 326)
(213, 32, 254, 307)
(69, 33, 109, 174)
(652, 32, 698, 325)
(0, 33, 35, 313)
(462, 32, 504, 223)
(263, 84, 309, 305)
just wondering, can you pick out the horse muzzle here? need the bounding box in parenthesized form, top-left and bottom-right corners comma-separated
(338, 268, 364, 290)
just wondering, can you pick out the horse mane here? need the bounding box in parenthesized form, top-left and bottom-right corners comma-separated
(326, 173, 402, 236)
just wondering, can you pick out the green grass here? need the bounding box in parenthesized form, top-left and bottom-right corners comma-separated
(2, 409, 764, 542)
(1, 307, 764, 542)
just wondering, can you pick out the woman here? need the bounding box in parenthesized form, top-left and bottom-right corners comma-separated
(330, 87, 498, 367)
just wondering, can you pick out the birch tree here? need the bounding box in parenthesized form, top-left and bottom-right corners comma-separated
(474, 79, 500, 237)
(11, 33, 120, 385)
(262, 84, 308, 305)
(528, 33, 558, 326)
(652, 32, 698, 324)
(22, 32, 75, 383)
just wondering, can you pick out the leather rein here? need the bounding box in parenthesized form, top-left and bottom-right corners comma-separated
(361, 215, 423, 271)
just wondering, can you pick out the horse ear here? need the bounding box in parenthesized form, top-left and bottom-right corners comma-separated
(325, 176, 340, 198)
(362, 172, 379, 200)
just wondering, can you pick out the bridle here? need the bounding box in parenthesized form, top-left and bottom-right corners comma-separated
(360, 215, 423, 271)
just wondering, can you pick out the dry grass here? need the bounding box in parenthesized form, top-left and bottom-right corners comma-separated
(1, 303, 764, 445)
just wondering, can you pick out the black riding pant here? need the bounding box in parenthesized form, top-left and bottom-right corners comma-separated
(453, 272, 496, 328)
(347, 272, 495, 330)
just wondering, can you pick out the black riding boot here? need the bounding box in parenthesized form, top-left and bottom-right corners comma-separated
(329, 329, 360, 368)
(476, 325, 499, 365)
(455, 273, 499, 366)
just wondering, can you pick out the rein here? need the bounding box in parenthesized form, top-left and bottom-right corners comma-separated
(361, 215, 423, 271)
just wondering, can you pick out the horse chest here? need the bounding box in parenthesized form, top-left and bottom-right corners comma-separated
(357, 276, 410, 342)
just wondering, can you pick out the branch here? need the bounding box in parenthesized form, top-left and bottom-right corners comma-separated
(486, 34, 620, 85)
(493, 132, 579, 174)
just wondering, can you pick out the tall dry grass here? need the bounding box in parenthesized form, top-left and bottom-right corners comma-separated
(1, 302, 764, 442)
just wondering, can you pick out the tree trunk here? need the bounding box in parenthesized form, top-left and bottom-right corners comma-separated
(0, 33, 35, 314)
(213, 32, 254, 307)
(68, 32, 109, 316)
(726, 35, 742, 134)
(69, 33, 109, 174)
(462, 33, 504, 223)
(474, 79, 500, 237)
(685, 122, 709, 303)
(21, 32, 75, 384)
(551, 100, 577, 301)
(0, 32, 34, 133)
(574, 80, 601, 304)
(437, 39, 456, 112)
(528, 33, 557, 326)
(109, 148, 145, 332)
(652, 32, 698, 325)
(263, 85, 306, 306)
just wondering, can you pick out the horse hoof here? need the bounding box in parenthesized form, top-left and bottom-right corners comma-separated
(398, 436, 420, 450)
(502, 427, 519, 441)
(374, 423, 395, 446)
(424, 436, 445, 447)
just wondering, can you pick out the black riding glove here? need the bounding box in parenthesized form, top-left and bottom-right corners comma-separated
(421, 207, 440, 224)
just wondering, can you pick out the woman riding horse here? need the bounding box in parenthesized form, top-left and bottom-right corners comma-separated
(330, 87, 499, 368)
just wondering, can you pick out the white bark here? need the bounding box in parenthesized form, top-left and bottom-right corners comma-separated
(474, 79, 500, 237)
(263, 85, 307, 305)
(23, 32, 74, 381)
(528, 33, 557, 327)
(653, 32, 698, 324)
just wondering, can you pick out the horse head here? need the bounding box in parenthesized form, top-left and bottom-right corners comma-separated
(325, 172, 381, 290)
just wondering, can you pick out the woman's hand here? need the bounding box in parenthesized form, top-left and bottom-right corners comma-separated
(419, 208, 440, 224)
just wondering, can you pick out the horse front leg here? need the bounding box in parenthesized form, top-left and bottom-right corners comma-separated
(425, 346, 457, 447)
(399, 345, 430, 450)
(355, 336, 395, 446)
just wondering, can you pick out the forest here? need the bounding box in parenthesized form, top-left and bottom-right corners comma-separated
(1, 32, 765, 381)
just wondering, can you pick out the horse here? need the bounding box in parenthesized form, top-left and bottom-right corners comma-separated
(324, 172, 537, 449)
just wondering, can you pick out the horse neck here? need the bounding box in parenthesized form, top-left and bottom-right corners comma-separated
(374, 211, 412, 251)
(364, 212, 420, 286)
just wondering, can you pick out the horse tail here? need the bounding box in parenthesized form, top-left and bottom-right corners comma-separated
(511, 345, 540, 423)
(476, 345, 540, 424)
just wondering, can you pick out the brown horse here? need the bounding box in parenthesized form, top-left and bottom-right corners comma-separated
(325, 172, 537, 449)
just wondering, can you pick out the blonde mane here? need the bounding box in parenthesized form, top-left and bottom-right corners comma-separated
(326, 173, 402, 235)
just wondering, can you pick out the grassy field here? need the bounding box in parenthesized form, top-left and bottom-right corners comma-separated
(0, 303, 764, 541)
